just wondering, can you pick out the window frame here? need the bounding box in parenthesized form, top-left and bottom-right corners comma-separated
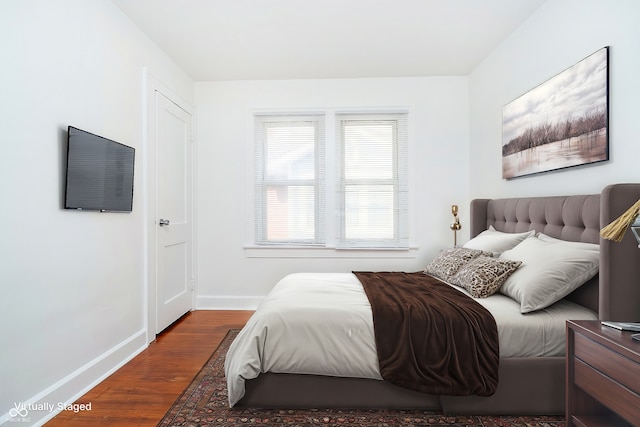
(248, 109, 412, 257)
(335, 113, 409, 249)
(253, 114, 325, 246)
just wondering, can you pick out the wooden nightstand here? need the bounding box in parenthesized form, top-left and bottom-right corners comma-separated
(566, 320, 640, 426)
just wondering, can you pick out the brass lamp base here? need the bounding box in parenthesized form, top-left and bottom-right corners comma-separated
(450, 205, 461, 247)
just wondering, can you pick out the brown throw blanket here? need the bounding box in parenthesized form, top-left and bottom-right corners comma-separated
(354, 271, 499, 396)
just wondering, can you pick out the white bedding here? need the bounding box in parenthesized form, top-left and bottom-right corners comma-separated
(224, 272, 598, 407)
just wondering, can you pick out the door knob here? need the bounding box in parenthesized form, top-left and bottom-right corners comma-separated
(159, 219, 171, 227)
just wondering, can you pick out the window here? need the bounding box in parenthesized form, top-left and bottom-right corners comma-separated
(253, 111, 408, 250)
(336, 113, 409, 248)
(254, 115, 325, 245)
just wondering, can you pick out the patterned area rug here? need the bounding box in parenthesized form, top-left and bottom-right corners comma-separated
(158, 329, 564, 426)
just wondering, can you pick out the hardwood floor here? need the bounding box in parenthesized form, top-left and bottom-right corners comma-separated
(46, 310, 253, 426)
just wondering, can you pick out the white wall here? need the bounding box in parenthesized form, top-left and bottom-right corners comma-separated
(469, 0, 640, 199)
(0, 1, 193, 425)
(195, 77, 470, 307)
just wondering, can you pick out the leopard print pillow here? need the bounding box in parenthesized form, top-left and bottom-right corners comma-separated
(424, 247, 489, 281)
(450, 256, 522, 298)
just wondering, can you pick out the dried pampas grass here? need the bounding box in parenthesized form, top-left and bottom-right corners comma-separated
(600, 199, 640, 242)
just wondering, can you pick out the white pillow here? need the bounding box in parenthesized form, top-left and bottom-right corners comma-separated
(536, 232, 600, 251)
(463, 226, 535, 256)
(499, 236, 599, 313)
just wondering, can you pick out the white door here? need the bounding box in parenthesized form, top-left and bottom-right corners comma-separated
(156, 92, 194, 333)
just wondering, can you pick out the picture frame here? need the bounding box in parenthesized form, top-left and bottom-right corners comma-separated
(502, 47, 609, 179)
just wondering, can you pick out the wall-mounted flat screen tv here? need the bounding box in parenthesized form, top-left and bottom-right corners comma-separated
(64, 126, 135, 212)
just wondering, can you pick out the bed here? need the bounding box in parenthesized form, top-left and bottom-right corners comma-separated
(225, 183, 640, 415)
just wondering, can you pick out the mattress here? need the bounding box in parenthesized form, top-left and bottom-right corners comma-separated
(224, 272, 598, 407)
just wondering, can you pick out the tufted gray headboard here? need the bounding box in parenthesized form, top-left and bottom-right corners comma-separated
(470, 183, 640, 322)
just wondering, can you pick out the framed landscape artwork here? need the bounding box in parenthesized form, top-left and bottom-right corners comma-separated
(502, 47, 609, 179)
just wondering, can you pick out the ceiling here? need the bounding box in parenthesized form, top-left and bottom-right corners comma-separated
(112, 0, 546, 81)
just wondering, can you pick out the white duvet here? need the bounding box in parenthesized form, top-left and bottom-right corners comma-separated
(224, 272, 598, 407)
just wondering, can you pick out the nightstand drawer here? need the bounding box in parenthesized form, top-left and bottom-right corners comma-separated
(574, 332, 640, 395)
(574, 359, 640, 425)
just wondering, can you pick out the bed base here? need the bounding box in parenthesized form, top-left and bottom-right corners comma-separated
(239, 357, 564, 414)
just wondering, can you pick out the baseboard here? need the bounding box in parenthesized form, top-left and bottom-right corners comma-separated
(1, 329, 148, 426)
(196, 295, 264, 310)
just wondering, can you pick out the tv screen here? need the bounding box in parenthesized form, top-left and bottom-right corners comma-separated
(64, 126, 135, 212)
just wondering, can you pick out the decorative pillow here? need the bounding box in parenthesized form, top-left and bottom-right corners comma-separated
(463, 226, 535, 256)
(499, 236, 600, 313)
(424, 247, 488, 281)
(450, 256, 522, 298)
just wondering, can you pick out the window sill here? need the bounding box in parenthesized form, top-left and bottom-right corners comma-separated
(244, 245, 418, 259)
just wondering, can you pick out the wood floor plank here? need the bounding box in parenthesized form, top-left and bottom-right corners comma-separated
(46, 310, 253, 426)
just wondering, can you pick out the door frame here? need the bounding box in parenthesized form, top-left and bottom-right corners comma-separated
(143, 69, 197, 343)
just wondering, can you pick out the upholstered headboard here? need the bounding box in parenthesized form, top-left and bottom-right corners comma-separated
(470, 183, 640, 322)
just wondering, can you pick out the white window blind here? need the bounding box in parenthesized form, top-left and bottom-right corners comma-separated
(254, 115, 325, 245)
(336, 113, 409, 249)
